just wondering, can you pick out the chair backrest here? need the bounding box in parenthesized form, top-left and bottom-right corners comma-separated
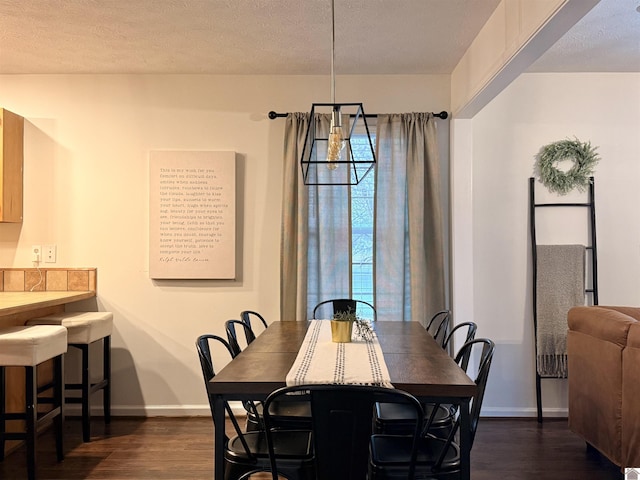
(462, 338, 495, 445)
(429, 338, 495, 472)
(312, 298, 377, 321)
(443, 321, 478, 370)
(195, 334, 257, 460)
(196, 334, 230, 387)
(195, 334, 234, 426)
(427, 310, 451, 348)
(240, 310, 268, 339)
(225, 319, 257, 357)
(263, 384, 423, 480)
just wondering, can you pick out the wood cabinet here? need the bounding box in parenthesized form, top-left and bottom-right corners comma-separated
(0, 108, 24, 223)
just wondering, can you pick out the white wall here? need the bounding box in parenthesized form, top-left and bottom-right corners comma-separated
(470, 73, 640, 416)
(0, 74, 450, 415)
(3, 72, 636, 417)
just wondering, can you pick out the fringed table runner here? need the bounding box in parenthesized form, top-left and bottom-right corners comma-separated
(286, 320, 393, 388)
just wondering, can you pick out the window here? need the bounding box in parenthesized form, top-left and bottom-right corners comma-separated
(350, 131, 375, 305)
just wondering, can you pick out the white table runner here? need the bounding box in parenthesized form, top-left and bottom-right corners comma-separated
(286, 320, 393, 388)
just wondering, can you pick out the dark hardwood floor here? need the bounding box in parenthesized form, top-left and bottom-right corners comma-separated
(472, 418, 623, 480)
(0, 416, 624, 479)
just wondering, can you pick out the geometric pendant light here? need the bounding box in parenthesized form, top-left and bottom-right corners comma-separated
(300, 0, 376, 185)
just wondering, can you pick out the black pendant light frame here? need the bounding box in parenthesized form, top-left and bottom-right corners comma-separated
(300, 0, 376, 186)
(301, 102, 376, 186)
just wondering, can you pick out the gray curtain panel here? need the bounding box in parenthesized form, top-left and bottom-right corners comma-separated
(280, 112, 310, 322)
(375, 113, 445, 323)
(281, 112, 351, 321)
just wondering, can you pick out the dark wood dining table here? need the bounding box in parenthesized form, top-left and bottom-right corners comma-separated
(207, 320, 477, 480)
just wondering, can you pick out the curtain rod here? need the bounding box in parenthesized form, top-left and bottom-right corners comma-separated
(268, 110, 449, 120)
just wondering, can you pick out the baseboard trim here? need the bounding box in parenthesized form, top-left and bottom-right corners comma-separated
(69, 402, 246, 417)
(69, 404, 568, 418)
(481, 406, 568, 417)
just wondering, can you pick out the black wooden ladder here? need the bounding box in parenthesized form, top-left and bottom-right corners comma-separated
(529, 176, 598, 423)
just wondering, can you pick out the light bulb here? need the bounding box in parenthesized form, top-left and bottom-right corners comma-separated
(327, 109, 346, 169)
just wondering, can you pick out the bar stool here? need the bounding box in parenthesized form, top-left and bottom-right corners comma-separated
(0, 325, 67, 480)
(27, 312, 112, 442)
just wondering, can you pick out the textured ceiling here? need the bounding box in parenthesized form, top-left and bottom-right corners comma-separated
(529, 0, 640, 72)
(0, 0, 637, 75)
(0, 0, 500, 74)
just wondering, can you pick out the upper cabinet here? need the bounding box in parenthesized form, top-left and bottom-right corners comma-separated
(0, 108, 24, 223)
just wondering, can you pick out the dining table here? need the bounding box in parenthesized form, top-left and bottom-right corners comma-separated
(207, 320, 477, 480)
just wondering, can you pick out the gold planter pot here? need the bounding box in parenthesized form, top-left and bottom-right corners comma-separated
(331, 320, 353, 343)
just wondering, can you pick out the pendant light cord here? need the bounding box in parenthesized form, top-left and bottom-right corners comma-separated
(330, 0, 336, 104)
(269, 0, 450, 122)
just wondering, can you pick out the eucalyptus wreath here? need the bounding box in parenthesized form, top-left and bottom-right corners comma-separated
(534, 138, 600, 195)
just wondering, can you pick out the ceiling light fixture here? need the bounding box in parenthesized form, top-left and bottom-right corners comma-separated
(300, 0, 376, 186)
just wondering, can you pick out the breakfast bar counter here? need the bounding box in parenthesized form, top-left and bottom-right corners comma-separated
(0, 291, 96, 330)
(0, 267, 97, 327)
(0, 290, 96, 317)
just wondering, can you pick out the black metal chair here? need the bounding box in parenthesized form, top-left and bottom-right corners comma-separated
(196, 334, 313, 480)
(240, 310, 269, 341)
(426, 310, 451, 348)
(225, 319, 257, 356)
(443, 322, 478, 370)
(374, 401, 453, 438)
(224, 320, 312, 432)
(312, 298, 377, 321)
(369, 339, 496, 480)
(263, 384, 424, 480)
(373, 321, 478, 438)
(224, 320, 264, 430)
(426, 309, 451, 330)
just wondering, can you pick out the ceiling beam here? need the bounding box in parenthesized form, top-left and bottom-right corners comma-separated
(450, 0, 602, 119)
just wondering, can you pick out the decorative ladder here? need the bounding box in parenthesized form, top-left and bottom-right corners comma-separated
(529, 176, 598, 422)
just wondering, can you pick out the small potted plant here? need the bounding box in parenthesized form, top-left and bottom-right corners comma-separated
(330, 308, 374, 343)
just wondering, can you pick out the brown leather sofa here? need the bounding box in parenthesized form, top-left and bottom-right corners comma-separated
(567, 306, 640, 468)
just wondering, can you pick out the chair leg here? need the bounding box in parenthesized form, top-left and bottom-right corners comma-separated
(80, 344, 91, 442)
(0, 366, 5, 461)
(54, 354, 65, 461)
(26, 366, 37, 480)
(103, 336, 111, 425)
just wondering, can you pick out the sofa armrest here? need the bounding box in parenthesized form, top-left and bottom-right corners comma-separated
(568, 306, 638, 347)
(567, 305, 639, 467)
(622, 323, 640, 467)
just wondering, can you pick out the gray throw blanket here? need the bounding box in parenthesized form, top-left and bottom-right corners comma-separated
(536, 244, 585, 378)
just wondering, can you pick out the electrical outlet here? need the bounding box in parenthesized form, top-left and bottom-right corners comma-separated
(43, 245, 57, 263)
(31, 245, 41, 263)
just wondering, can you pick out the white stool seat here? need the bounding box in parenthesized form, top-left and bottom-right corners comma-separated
(24, 311, 113, 443)
(27, 312, 113, 344)
(0, 325, 67, 366)
(0, 325, 67, 478)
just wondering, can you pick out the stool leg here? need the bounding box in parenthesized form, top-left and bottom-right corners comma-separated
(26, 366, 37, 480)
(54, 354, 65, 461)
(80, 344, 91, 442)
(0, 366, 5, 461)
(103, 335, 111, 425)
